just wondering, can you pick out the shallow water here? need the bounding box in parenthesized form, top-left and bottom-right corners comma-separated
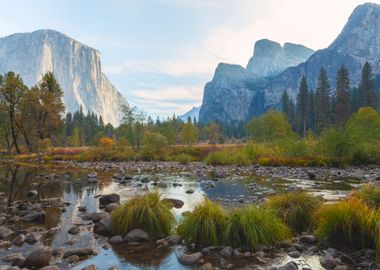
(0, 163, 361, 269)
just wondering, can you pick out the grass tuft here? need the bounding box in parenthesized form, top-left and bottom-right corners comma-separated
(177, 198, 227, 247)
(264, 192, 322, 233)
(314, 197, 380, 252)
(223, 206, 290, 250)
(111, 192, 175, 238)
(356, 183, 380, 209)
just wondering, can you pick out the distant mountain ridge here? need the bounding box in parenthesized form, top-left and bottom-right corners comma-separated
(0, 29, 127, 126)
(199, 3, 380, 124)
(179, 106, 200, 122)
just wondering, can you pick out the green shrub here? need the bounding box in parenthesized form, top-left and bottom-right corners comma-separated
(112, 192, 174, 238)
(314, 198, 379, 251)
(204, 149, 230, 165)
(140, 131, 168, 161)
(177, 199, 227, 247)
(356, 184, 380, 209)
(223, 206, 290, 250)
(174, 153, 192, 165)
(265, 192, 322, 233)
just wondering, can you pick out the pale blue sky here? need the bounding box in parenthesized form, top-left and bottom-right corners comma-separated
(0, 0, 375, 118)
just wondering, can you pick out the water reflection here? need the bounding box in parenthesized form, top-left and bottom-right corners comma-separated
(0, 163, 361, 270)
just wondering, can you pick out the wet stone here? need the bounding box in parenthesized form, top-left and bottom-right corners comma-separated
(24, 247, 53, 268)
(320, 255, 338, 269)
(78, 206, 88, 212)
(109, 235, 124, 244)
(278, 261, 298, 270)
(68, 226, 80, 235)
(0, 226, 13, 239)
(20, 211, 46, 222)
(99, 194, 120, 205)
(220, 246, 233, 257)
(12, 234, 25, 246)
(178, 252, 203, 265)
(65, 254, 80, 263)
(125, 228, 149, 242)
(299, 234, 317, 244)
(288, 250, 301, 258)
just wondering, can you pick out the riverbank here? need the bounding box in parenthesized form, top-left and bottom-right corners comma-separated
(51, 160, 380, 182)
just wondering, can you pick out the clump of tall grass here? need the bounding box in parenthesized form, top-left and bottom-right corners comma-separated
(112, 192, 174, 238)
(223, 206, 290, 250)
(204, 147, 251, 166)
(314, 197, 380, 252)
(265, 192, 322, 233)
(356, 183, 380, 209)
(174, 153, 192, 165)
(177, 199, 227, 247)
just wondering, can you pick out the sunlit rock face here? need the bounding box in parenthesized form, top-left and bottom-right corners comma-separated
(199, 3, 380, 124)
(0, 29, 127, 126)
(246, 39, 314, 78)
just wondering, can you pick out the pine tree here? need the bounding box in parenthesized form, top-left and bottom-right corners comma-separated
(335, 65, 351, 124)
(296, 76, 309, 137)
(359, 62, 377, 109)
(308, 91, 315, 132)
(314, 67, 332, 133)
(281, 90, 290, 118)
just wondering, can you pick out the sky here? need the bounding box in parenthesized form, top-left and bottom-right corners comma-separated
(0, 0, 377, 118)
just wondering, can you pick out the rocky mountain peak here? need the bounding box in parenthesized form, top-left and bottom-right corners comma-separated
(329, 3, 380, 66)
(246, 39, 314, 78)
(252, 39, 283, 58)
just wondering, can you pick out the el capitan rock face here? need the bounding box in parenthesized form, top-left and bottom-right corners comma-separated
(199, 3, 380, 124)
(0, 29, 127, 126)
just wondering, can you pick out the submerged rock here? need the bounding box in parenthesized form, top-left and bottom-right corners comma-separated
(94, 216, 113, 236)
(99, 194, 120, 205)
(278, 261, 298, 270)
(162, 198, 184, 209)
(24, 247, 53, 268)
(63, 248, 94, 259)
(178, 252, 203, 265)
(109, 235, 124, 244)
(125, 229, 149, 242)
(21, 211, 46, 222)
(68, 226, 80, 235)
